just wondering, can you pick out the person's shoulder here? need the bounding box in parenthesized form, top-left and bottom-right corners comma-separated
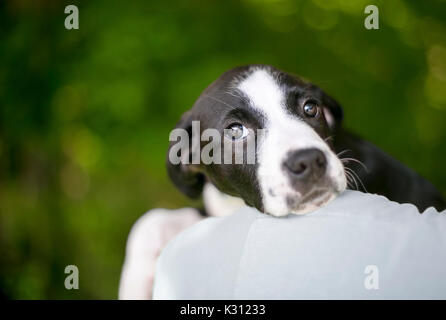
(153, 208, 262, 299)
(156, 190, 445, 269)
(160, 191, 444, 253)
(324, 190, 443, 219)
(161, 206, 261, 254)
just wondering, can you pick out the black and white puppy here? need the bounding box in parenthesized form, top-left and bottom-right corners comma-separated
(119, 64, 445, 299)
(167, 64, 445, 216)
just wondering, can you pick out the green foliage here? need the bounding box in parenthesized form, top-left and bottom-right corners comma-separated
(0, 0, 445, 299)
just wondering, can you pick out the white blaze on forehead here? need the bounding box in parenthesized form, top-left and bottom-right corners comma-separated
(237, 69, 283, 117)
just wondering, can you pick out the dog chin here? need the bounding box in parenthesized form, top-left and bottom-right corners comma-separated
(289, 191, 338, 215)
(266, 188, 340, 217)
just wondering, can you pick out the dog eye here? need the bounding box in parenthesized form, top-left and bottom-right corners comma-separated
(303, 101, 319, 117)
(225, 123, 249, 141)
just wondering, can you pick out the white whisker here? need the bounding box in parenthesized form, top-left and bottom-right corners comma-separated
(344, 169, 358, 190)
(340, 157, 369, 173)
(337, 149, 351, 158)
(345, 167, 367, 192)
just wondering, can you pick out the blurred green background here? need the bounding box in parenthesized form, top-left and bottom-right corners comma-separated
(0, 0, 445, 299)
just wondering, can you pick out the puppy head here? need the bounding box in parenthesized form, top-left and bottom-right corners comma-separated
(167, 65, 347, 216)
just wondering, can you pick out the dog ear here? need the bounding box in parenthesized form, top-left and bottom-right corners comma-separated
(322, 93, 343, 131)
(166, 111, 205, 199)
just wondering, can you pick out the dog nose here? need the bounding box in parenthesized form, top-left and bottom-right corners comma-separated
(283, 148, 327, 181)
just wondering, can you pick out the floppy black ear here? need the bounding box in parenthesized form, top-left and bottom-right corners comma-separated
(166, 111, 205, 199)
(321, 92, 343, 131)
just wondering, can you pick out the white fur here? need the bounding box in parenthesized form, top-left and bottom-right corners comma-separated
(203, 183, 247, 217)
(237, 68, 346, 217)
